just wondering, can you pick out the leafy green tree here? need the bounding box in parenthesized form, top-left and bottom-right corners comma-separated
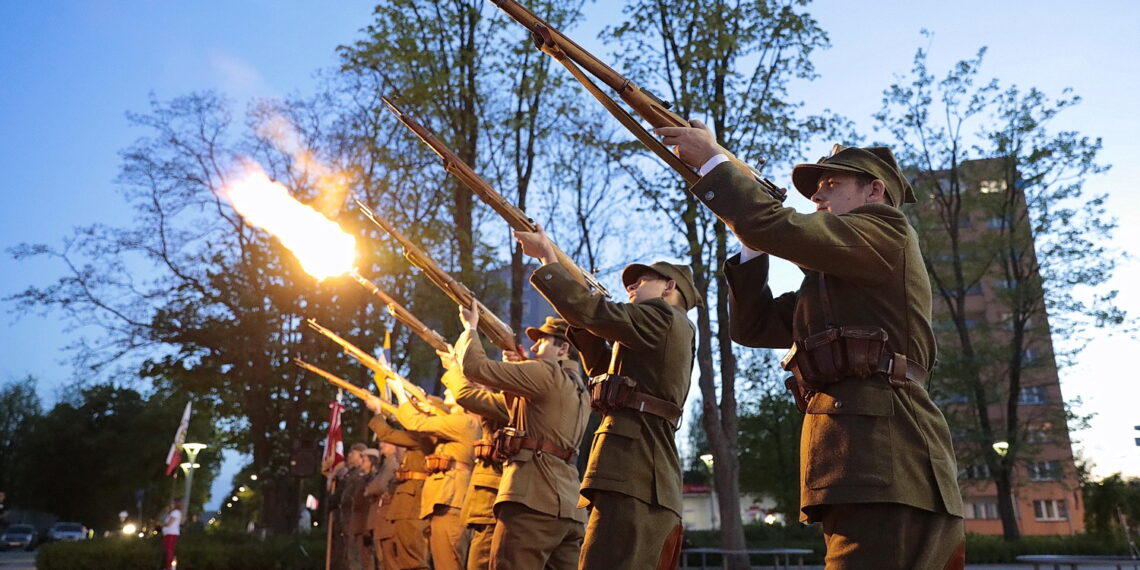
(12, 384, 215, 532)
(1083, 474, 1140, 539)
(602, 1, 842, 562)
(736, 351, 802, 524)
(876, 43, 1124, 540)
(7, 92, 379, 534)
(0, 376, 41, 495)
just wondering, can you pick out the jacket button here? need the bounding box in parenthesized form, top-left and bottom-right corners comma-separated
(833, 400, 843, 409)
(544, 273, 553, 280)
(704, 191, 715, 200)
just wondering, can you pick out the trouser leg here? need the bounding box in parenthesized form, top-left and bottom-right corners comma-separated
(578, 491, 680, 570)
(487, 501, 583, 570)
(819, 502, 965, 570)
(429, 505, 467, 570)
(392, 518, 430, 570)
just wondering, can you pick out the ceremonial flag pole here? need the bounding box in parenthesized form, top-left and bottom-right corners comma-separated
(164, 401, 192, 477)
(322, 392, 345, 570)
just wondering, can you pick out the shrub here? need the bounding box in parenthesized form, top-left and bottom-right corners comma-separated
(37, 535, 325, 570)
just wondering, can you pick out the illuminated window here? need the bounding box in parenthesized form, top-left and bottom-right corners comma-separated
(979, 180, 1007, 194)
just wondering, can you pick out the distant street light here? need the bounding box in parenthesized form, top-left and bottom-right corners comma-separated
(181, 442, 207, 517)
(992, 441, 1010, 456)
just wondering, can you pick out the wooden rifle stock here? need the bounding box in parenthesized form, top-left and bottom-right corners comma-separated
(306, 318, 431, 402)
(347, 271, 452, 353)
(293, 358, 399, 416)
(355, 200, 522, 356)
(380, 96, 611, 297)
(490, 0, 786, 201)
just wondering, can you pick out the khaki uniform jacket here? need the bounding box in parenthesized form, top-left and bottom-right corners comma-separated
(368, 416, 434, 522)
(440, 365, 509, 526)
(366, 454, 399, 537)
(692, 161, 963, 522)
(456, 329, 591, 522)
(530, 264, 695, 516)
(396, 392, 481, 519)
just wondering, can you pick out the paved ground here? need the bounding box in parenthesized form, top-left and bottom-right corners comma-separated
(0, 550, 36, 570)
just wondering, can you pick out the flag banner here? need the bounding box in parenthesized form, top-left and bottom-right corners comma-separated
(164, 401, 192, 476)
(321, 394, 346, 479)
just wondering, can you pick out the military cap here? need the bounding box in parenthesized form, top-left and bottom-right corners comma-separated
(362, 448, 381, 458)
(621, 261, 703, 310)
(791, 144, 915, 206)
(525, 316, 570, 343)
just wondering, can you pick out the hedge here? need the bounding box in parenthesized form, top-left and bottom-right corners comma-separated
(36, 534, 325, 570)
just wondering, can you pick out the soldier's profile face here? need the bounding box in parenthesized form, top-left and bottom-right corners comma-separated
(626, 272, 668, 304)
(812, 173, 873, 215)
(530, 336, 562, 361)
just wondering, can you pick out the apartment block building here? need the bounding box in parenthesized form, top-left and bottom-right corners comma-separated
(914, 158, 1084, 535)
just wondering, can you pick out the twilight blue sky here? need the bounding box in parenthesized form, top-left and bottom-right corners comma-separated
(2, 1, 1138, 512)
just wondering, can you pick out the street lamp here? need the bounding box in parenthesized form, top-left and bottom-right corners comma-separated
(698, 454, 717, 529)
(181, 442, 207, 517)
(992, 441, 1010, 456)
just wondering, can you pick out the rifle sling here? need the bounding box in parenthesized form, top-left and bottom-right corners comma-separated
(542, 40, 699, 185)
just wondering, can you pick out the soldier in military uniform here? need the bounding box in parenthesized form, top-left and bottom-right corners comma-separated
(510, 234, 699, 570)
(365, 443, 399, 569)
(389, 384, 481, 570)
(447, 313, 590, 570)
(365, 411, 434, 570)
(438, 351, 510, 570)
(656, 121, 966, 569)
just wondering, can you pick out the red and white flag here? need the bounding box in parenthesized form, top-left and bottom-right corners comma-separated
(322, 393, 346, 480)
(164, 401, 192, 476)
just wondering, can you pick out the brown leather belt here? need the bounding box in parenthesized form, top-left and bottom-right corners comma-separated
(878, 352, 929, 387)
(514, 436, 578, 464)
(621, 393, 682, 429)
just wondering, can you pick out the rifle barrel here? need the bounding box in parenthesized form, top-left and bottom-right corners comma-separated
(380, 96, 612, 297)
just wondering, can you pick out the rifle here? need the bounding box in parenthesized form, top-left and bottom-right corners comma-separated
(306, 318, 432, 402)
(381, 95, 611, 297)
(293, 358, 399, 416)
(346, 271, 452, 354)
(490, 0, 786, 202)
(356, 200, 523, 357)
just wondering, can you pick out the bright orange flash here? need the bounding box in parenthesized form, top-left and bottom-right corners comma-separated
(220, 162, 356, 281)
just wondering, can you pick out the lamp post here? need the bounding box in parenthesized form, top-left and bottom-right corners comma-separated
(180, 442, 207, 518)
(700, 454, 718, 529)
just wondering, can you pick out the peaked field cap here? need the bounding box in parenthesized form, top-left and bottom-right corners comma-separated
(791, 145, 916, 205)
(362, 448, 380, 458)
(621, 261, 703, 310)
(525, 316, 570, 343)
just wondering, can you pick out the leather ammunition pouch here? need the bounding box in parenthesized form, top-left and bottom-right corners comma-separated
(781, 325, 888, 390)
(491, 426, 577, 464)
(473, 439, 497, 465)
(424, 454, 472, 474)
(589, 374, 683, 429)
(395, 468, 428, 482)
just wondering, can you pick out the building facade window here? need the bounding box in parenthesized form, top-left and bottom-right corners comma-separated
(1018, 385, 1048, 405)
(966, 500, 1000, 520)
(1027, 461, 1062, 481)
(1033, 499, 1068, 521)
(960, 463, 992, 480)
(979, 180, 1007, 194)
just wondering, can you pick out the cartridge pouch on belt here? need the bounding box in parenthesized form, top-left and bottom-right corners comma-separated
(424, 454, 471, 474)
(395, 467, 428, 482)
(781, 325, 888, 391)
(473, 439, 497, 465)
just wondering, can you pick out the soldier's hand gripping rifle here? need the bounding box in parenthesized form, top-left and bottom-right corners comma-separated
(381, 96, 611, 297)
(356, 200, 524, 358)
(306, 318, 435, 402)
(490, 0, 785, 202)
(346, 272, 452, 353)
(294, 357, 400, 416)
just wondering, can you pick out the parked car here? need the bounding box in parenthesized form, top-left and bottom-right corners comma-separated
(45, 522, 87, 542)
(0, 524, 38, 550)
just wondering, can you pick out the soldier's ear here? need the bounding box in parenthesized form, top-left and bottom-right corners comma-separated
(868, 179, 888, 204)
(664, 280, 678, 297)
